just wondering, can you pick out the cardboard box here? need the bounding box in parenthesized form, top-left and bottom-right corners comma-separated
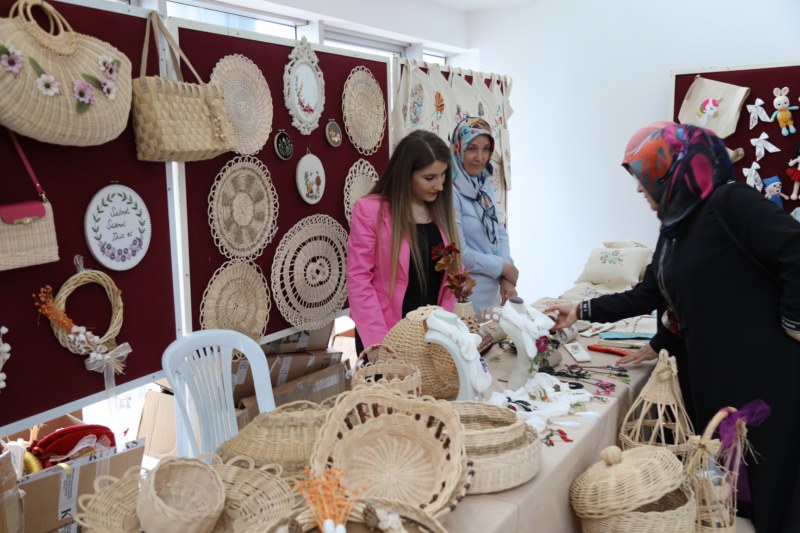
(1, 449, 23, 533)
(18, 439, 144, 532)
(261, 323, 333, 355)
(272, 360, 351, 406)
(232, 349, 342, 405)
(2, 412, 83, 443)
(136, 390, 177, 460)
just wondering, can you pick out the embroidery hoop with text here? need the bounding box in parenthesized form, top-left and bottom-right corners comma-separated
(84, 184, 151, 271)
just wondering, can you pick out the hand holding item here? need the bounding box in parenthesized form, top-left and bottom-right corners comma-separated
(545, 302, 579, 330)
(500, 278, 517, 304)
(617, 343, 658, 365)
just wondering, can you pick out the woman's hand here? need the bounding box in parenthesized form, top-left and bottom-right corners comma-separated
(544, 302, 578, 330)
(617, 343, 658, 365)
(500, 278, 517, 304)
(501, 263, 519, 286)
(785, 328, 800, 342)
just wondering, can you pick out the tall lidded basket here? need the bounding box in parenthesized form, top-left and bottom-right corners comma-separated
(619, 350, 694, 460)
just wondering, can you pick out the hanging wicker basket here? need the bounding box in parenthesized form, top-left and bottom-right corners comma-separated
(619, 349, 694, 459)
(685, 408, 738, 532)
(352, 343, 422, 397)
(382, 305, 460, 398)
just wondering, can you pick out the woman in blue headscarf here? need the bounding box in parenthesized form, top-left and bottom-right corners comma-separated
(451, 117, 517, 314)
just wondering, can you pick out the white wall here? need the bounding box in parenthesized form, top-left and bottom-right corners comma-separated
(468, 0, 800, 299)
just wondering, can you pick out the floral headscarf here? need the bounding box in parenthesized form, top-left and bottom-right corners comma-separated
(622, 123, 732, 233)
(451, 117, 499, 246)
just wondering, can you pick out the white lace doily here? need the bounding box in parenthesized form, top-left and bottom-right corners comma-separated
(342, 66, 386, 156)
(271, 214, 348, 330)
(200, 260, 270, 339)
(208, 156, 279, 260)
(343, 158, 379, 225)
(211, 54, 273, 156)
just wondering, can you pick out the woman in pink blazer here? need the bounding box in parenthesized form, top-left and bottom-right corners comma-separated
(347, 130, 459, 351)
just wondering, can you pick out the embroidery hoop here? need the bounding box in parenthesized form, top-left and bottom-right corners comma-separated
(84, 184, 151, 271)
(342, 66, 385, 156)
(210, 54, 273, 156)
(295, 150, 326, 205)
(325, 119, 342, 147)
(208, 156, 279, 260)
(273, 129, 293, 160)
(283, 37, 325, 135)
(200, 260, 270, 340)
(51, 266, 124, 354)
(343, 158, 378, 225)
(270, 214, 348, 330)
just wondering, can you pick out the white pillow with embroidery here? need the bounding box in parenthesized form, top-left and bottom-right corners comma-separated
(575, 247, 652, 286)
(602, 240, 647, 249)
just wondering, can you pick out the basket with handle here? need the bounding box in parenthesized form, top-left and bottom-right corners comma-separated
(216, 399, 330, 478)
(382, 305, 460, 398)
(310, 385, 468, 517)
(131, 11, 234, 161)
(352, 343, 422, 397)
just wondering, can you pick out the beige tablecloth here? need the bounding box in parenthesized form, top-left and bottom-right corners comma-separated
(443, 341, 656, 533)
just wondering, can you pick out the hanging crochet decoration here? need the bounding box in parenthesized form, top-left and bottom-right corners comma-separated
(746, 98, 771, 130)
(770, 87, 798, 136)
(283, 37, 325, 135)
(742, 161, 763, 192)
(750, 132, 780, 161)
(343, 158, 378, 224)
(342, 65, 386, 156)
(200, 259, 270, 340)
(33, 257, 130, 384)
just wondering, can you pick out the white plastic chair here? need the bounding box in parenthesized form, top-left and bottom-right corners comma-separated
(161, 329, 276, 457)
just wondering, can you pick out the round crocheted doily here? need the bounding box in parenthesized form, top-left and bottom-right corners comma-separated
(342, 66, 386, 156)
(211, 54, 273, 156)
(208, 156, 279, 260)
(200, 260, 270, 339)
(343, 158, 379, 225)
(271, 214, 348, 330)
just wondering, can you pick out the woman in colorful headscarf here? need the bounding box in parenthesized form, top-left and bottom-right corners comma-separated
(547, 123, 800, 532)
(451, 117, 517, 315)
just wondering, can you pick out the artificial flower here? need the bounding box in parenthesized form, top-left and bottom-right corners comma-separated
(100, 77, 117, 100)
(73, 79, 96, 105)
(35, 73, 60, 96)
(1, 46, 24, 75)
(432, 243, 477, 302)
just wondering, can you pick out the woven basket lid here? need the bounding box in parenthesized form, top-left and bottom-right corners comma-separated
(200, 260, 270, 339)
(342, 65, 386, 156)
(343, 158, 379, 225)
(211, 54, 273, 156)
(569, 445, 684, 519)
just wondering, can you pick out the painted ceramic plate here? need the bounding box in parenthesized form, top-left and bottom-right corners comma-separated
(295, 152, 325, 205)
(325, 119, 342, 147)
(84, 184, 151, 271)
(274, 130, 293, 160)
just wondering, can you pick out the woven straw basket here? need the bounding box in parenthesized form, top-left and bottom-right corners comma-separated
(216, 400, 330, 478)
(685, 408, 738, 532)
(352, 343, 422, 397)
(0, 0, 133, 146)
(382, 305, 460, 399)
(263, 498, 447, 533)
(570, 445, 696, 533)
(310, 385, 467, 517)
(451, 401, 541, 494)
(136, 456, 225, 533)
(0, 202, 58, 272)
(619, 350, 694, 459)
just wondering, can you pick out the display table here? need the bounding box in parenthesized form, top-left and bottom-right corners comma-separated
(443, 343, 656, 533)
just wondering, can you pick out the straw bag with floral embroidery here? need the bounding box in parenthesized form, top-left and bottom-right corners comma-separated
(0, 0, 132, 146)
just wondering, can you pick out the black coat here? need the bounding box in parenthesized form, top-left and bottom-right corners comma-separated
(585, 183, 800, 532)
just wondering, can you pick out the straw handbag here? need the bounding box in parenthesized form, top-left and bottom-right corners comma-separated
(0, 129, 58, 271)
(132, 12, 234, 162)
(0, 0, 132, 146)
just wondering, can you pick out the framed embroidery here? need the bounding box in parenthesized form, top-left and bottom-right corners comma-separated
(274, 129, 293, 160)
(283, 37, 325, 135)
(295, 151, 326, 205)
(325, 119, 342, 147)
(84, 184, 151, 271)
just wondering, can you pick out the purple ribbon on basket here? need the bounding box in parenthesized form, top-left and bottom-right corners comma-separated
(718, 399, 771, 502)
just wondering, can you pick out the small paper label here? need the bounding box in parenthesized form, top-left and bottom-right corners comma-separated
(277, 356, 292, 385)
(296, 331, 310, 350)
(313, 373, 340, 392)
(306, 356, 316, 368)
(234, 360, 250, 385)
(58, 466, 79, 522)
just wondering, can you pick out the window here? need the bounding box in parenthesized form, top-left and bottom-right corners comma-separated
(166, 1, 297, 40)
(423, 53, 446, 66)
(323, 39, 399, 59)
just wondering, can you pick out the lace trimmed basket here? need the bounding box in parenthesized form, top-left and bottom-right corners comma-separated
(352, 344, 422, 397)
(451, 401, 542, 494)
(310, 385, 467, 517)
(382, 305, 459, 398)
(216, 400, 330, 478)
(570, 445, 696, 533)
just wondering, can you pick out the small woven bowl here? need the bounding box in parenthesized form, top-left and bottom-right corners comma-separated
(352, 344, 422, 397)
(136, 457, 225, 533)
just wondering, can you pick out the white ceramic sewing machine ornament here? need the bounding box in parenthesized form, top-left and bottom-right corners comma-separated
(425, 309, 492, 401)
(500, 296, 555, 391)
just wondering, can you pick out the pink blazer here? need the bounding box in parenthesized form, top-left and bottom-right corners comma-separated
(346, 195, 456, 347)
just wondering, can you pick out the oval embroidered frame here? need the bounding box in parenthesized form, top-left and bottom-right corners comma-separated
(295, 152, 326, 205)
(200, 260, 270, 340)
(325, 119, 342, 147)
(283, 37, 325, 135)
(84, 184, 151, 271)
(208, 156, 279, 260)
(342, 65, 386, 156)
(274, 130, 293, 160)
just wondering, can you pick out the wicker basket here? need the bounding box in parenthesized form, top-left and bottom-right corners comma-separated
(685, 408, 738, 532)
(619, 350, 694, 459)
(352, 344, 422, 397)
(454, 301, 480, 334)
(382, 305, 460, 398)
(451, 401, 541, 494)
(216, 400, 329, 478)
(310, 385, 467, 517)
(136, 456, 225, 533)
(570, 445, 696, 533)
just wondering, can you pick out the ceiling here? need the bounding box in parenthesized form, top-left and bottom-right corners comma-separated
(425, 0, 534, 12)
